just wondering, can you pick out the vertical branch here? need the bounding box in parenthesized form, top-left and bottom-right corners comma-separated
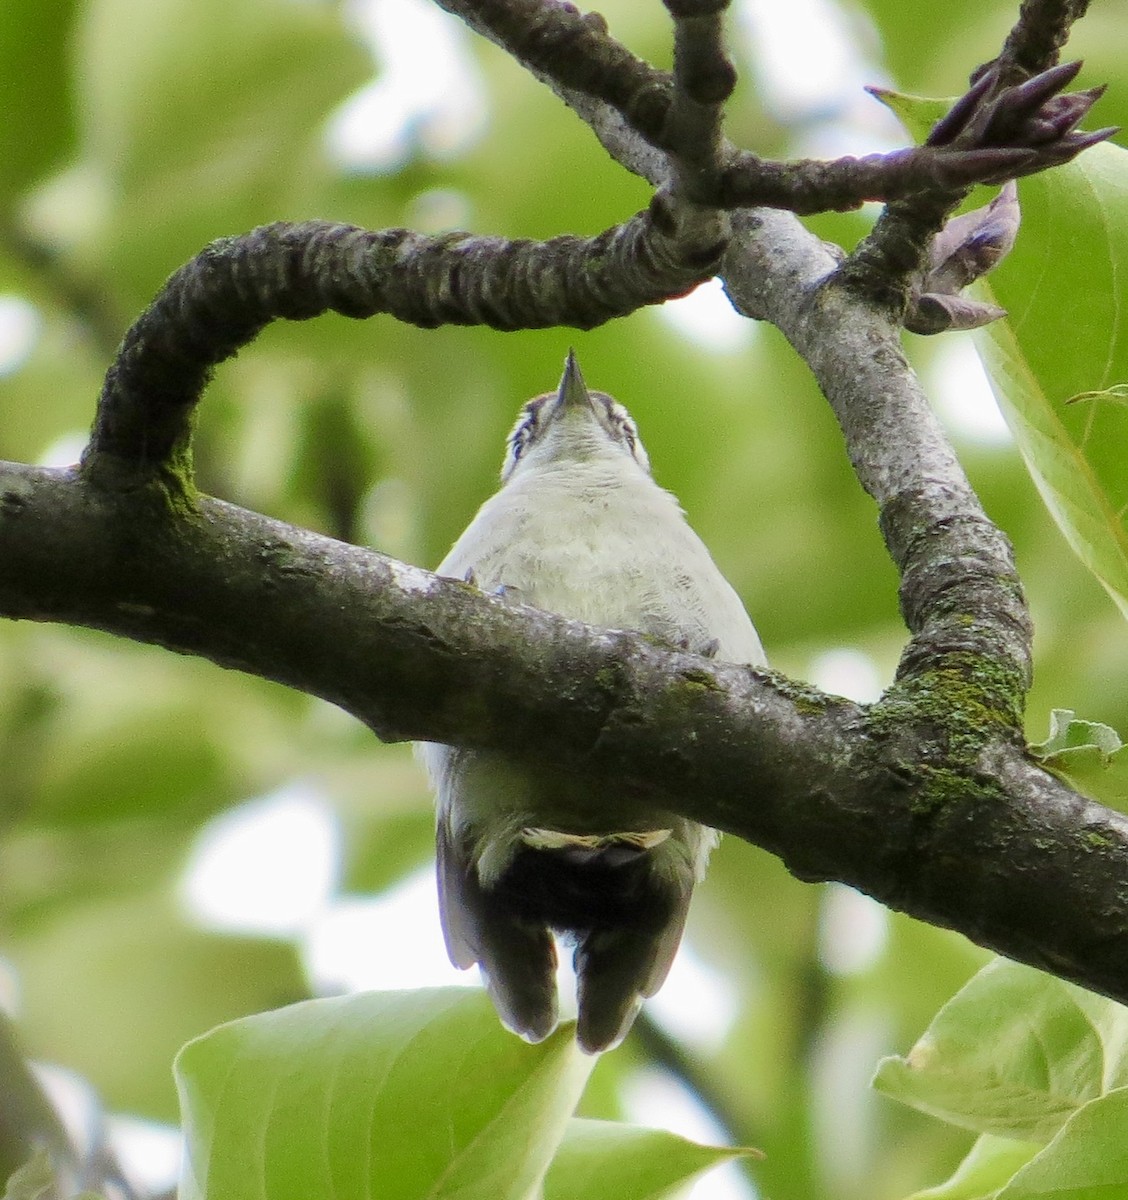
(994, 0, 1093, 83)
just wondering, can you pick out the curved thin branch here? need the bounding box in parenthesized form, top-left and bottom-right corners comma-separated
(84, 213, 725, 489)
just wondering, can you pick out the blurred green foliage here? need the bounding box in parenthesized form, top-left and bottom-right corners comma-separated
(0, 1, 1125, 1197)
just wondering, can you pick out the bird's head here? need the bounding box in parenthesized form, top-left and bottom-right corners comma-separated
(501, 350, 650, 482)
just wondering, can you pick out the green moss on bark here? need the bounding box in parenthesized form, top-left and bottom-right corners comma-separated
(864, 650, 1026, 814)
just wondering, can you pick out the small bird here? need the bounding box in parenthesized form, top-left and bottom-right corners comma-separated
(418, 351, 765, 1052)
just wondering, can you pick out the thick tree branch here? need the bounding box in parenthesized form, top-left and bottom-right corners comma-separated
(718, 211, 1036, 953)
(1, 461, 1126, 1005)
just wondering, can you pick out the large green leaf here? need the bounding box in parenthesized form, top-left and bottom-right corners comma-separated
(872, 959, 1128, 1143)
(997, 1088, 1128, 1198)
(901, 1099, 1128, 1200)
(544, 1118, 753, 1200)
(975, 143, 1128, 618)
(174, 989, 595, 1200)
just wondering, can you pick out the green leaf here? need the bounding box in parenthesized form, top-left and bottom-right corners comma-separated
(1030, 709, 1124, 758)
(1035, 744, 1128, 813)
(872, 959, 1128, 1143)
(975, 142, 1128, 619)
(1028, 709, 1128, 812)
(544, 1118, 755, 1200)
(866, 87, 956, 144)
(903, 1134, 1041, 1200)
(174, 989, 596, 1200)
(999, 1088, 1128, 1198)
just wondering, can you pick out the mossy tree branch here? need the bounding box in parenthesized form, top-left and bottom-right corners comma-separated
(0, 0, 1124, 1117)
(1, 459, 1127, 1003)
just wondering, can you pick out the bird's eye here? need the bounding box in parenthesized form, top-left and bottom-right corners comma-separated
(611, 409, 642, 460)
(510, 406, 539, 459)
(503, 397, 547, 476)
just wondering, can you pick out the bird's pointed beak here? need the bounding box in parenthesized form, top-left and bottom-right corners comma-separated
(557, 349, 592, 411)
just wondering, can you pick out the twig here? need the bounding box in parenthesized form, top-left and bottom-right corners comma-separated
(440, 0, 1110, 220)
(838, 0, 1106, 312)
(993, 0, 1093, 84)
(838, 60, 1112, 311)
(647, 0, 738, 281)
(662, 0, 734, 191)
